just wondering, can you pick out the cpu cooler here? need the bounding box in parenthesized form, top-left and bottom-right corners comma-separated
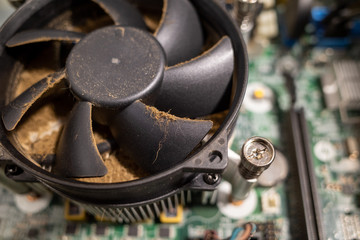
(0, 0, 247, 220)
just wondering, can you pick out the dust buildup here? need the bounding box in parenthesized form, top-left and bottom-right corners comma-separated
(13, 93, 148, 183)
(79, 125, 148, 183)
(145, 105, 174, 164)
(14, 104, 64, 156)
(141, 10, 162, 33)
(145, 105, 181, 122)
(12, 83, 225, 183)
(11, 44, 62, 160)
(9, 32, 146, 183)
(7, 2, 227, 183)
(47, 2, 114, 34)
(13, 68, 55, 98)
(78, 149, 148, 183)
(201, 110, 228, 137)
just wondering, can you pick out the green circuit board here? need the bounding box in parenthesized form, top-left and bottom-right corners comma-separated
(0, 44, 286, 240)
(297, 54, 360, 239)
(1, 1, 360, 239)
(1, 42, 360, 240)
(0, 44, 290, 240)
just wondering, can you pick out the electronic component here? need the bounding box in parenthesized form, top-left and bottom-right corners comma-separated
(340, 213, 360, 239)
(346, 137, 360, 160)
(310, 5, 360, 48)
(313, 140, 336, 162)
(159, 206, 183, 224)
(65, 223, 78, 236)
(255, 221, 277, 240)
(243, 83, 275, 113)
(261, 189, 281, 215)
(255, 9, 279, 40)
(284, 109, 323, 239)
(158, 226, 173, 239)
(330, 157, 360, 174)
(127, 225, 143, 238)
(94, 224, 108, 236)
(64, 200, 86, 221)
(258, 150, 289, 187)
(321, 60, 360, 123)
(14, 191, 52, 214)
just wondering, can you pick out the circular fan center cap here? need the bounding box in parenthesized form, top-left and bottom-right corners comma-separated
(66, 26, 165, 108)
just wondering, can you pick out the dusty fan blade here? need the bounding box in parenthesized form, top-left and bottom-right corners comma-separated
(53, 101, 107, 178)
(109, 101, 212, 173)
(92, 0, 146, 29)
(155, 36, 234, 118)
(2, 70, 66, 131)
(6, 30, 84, 47)
(154, 0, 203, 66)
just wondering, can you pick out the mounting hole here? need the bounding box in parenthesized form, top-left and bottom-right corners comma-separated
(194, 158, 202, 165)
(218, 138, 225, 145)
(209, 151, 223, 163)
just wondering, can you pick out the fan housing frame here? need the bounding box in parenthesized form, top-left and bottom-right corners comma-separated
(0, 0, 248, 207)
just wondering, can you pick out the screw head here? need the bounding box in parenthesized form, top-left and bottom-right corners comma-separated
(5, 165, 23, 176)
(239, 136, 275, 179)
(203, 173, 220, 185)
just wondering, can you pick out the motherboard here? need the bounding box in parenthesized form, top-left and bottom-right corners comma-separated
(0, 0, 360, 239)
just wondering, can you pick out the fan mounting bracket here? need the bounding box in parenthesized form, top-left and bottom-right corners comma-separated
(182, 131, 228, 174)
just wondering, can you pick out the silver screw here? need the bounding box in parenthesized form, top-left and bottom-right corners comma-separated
(239, 136, 275, 179)
(203, 173, 220, 185)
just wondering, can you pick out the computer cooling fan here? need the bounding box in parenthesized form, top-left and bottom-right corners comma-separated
(0, 0, 247, 220)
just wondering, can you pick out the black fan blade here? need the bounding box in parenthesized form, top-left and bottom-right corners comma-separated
(155, 36, 234, 118)
(6, 30, 84, 47)
(2, 70, 66, 131)
(91, 0, 146, 29)
(110, 101, 212, 173)
(54, 101, 107, 178)
(154, 0, 203, 66)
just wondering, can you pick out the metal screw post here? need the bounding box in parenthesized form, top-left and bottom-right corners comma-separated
(232, 136, 275, 201)
(239, 136, 275, 179)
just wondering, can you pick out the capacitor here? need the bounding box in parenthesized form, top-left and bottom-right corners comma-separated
(346, 137, 359, 160)
(243, 82, 275, 113)
(257, 150, 289, 187)
(314, 140, 336, 162)
(14, 191, 52, 214)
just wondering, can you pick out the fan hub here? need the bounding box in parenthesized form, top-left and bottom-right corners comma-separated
(66, 26, 165, 108)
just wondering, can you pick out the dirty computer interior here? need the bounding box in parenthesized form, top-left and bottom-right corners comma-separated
(0, 0, 359, 239)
